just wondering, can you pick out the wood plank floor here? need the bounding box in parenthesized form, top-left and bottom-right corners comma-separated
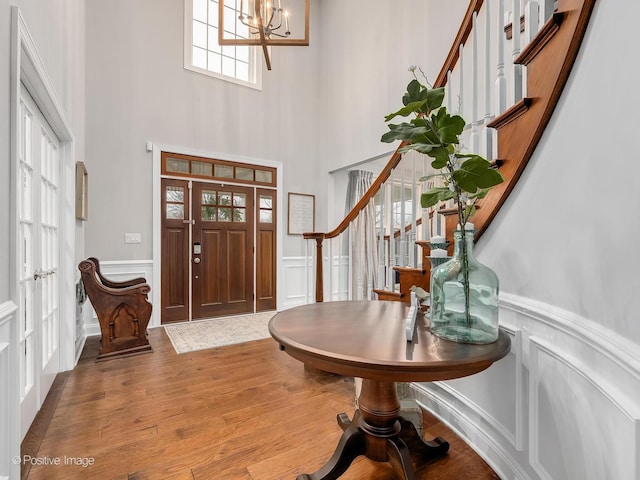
(24, 327, 499, 480)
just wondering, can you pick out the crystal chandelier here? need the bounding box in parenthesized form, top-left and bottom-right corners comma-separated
(218, 0, 310, 70)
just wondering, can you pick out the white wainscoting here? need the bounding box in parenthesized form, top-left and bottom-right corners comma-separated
(412, 292, 640, 480)
(0, 301, 19, 480)
(82, 260, 154, 333)
(281, 256, 314, 310)
(281, 255, 350, 310)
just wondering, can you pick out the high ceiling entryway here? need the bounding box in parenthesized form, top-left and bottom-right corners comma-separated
(160, 152, 277, 324)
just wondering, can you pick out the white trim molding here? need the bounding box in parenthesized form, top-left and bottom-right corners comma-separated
(412, 292, 640, 480)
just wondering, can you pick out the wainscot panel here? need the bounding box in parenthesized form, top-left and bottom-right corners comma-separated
(411, 292, 640, 480)
(0, 301, 19, 480)
(282, 256, 314, 310)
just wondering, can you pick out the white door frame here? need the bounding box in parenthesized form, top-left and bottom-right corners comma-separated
(9, 5, 76, 464)
(150, 144, 284, 327)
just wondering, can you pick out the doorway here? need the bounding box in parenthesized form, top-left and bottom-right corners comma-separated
(160, 152, 277, 324)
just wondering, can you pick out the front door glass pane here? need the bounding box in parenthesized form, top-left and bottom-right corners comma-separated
(167, 186, 184, 202)
(167, 204, 184, 219)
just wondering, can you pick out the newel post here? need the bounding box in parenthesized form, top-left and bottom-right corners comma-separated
(303, 233, 325, 303)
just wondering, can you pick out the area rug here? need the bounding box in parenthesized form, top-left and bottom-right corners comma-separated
(164, 311, 277, 354)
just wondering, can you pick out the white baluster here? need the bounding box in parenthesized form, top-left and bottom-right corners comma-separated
(388, 171, 396, 291)
(541, 0, 555, 25)
(470, 11, 480, 153)
(348, 221, 354, 300)
(447, 70, 453, 112)
(400, 160, 406, 267)
(410, 154, 417, 268)
(328, 236, 334, 301)
(458, 43, 464, 115)
(496, 0, 507, 114)
(378, 180, 386, 289)
(512, 0, 523, 103)
(368, 197, 377, 299)
(484, 0, 494, 159)
(305, 238, 310, 304)
(525, 1, 540, 44)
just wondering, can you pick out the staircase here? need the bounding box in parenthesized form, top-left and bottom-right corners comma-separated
(304, 0, 597, 304)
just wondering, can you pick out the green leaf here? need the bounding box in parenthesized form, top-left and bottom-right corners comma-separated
(451, 157, 504, 193)
(380, 123, 430, 143)
(420, 188, 456, 208)
(471, 188, 490, 200)
(384, 101, 426, 121)
(432, 109, 465, 144)
(418, 173, 447, 182)
(399, 143, 436, 155)
(427, 147, 451, 168)
(403, 79, 423, 105)
(424, 87, 445, 111)
(463, 203, 477, 222)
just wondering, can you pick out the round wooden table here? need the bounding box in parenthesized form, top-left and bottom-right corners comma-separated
(269, 300, 511, 480)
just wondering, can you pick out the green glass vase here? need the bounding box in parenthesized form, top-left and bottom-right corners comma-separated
(429, 226, 499, 344)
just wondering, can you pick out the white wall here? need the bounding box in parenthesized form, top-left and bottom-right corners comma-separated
(318, 0, 469, 173)
(84, 0, 326, 260)
(478, 0, 640, 344)
(0, 0, 83, 301)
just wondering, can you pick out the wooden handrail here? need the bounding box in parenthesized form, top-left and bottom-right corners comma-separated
(304, 145, 406, 242)
(303, 0, 482, 301)
(304, 0, 483, 244)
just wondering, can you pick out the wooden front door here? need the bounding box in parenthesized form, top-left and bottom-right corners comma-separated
(161, 178, 191, 323)
(160, 152, 277, 324)
(192, 182, 254, 319)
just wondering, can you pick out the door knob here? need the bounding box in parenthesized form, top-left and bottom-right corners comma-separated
(193, 257, 201, 264)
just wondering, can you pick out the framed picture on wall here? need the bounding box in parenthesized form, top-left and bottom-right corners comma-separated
(288, 192, 315, 235)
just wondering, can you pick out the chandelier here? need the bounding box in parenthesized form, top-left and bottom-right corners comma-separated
(218, 0, 310, 70)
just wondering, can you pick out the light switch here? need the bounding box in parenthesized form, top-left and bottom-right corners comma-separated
(124, 233, 142, 244)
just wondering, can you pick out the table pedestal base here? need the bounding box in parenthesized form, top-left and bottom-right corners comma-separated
(296, 380, 449, 480)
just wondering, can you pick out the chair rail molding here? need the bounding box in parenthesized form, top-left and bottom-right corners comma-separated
(412, 292, 640, 480)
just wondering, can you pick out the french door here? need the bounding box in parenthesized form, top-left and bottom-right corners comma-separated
(18, 84, 60, 438)
(161, 179, 262, 322)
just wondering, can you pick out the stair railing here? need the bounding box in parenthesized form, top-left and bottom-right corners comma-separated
(304, 0, 592, 303)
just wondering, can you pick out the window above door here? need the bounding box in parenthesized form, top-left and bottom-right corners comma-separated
(184, 0, 262, 89)
(162, 151, 277, 187)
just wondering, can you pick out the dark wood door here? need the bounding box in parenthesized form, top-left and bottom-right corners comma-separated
(192, 182, 254, 319)
(161, 178, 190, 323)
(256, 188, 276, 311)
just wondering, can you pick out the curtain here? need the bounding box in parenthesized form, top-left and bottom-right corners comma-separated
(344, 170, 379, 300)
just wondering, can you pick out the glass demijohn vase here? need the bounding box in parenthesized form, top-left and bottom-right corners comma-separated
(430, 224, 499, 344)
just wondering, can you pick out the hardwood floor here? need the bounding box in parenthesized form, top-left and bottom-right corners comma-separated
(24, 328, 499, 480)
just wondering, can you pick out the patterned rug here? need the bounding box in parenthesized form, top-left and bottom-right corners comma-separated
(164, 311, 277, 354)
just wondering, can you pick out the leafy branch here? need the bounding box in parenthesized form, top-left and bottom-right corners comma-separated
(381, 78, 503, 231)
(382, 74, 504, 327)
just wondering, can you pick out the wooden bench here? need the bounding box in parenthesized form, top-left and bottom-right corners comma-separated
(79, 259, 153, 361)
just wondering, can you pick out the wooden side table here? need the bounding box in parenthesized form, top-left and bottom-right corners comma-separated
(269, 300, 511, 480)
